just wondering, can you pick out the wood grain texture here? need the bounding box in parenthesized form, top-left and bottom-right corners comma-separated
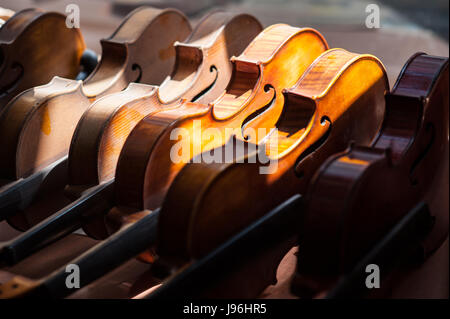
(293, 53, 449, 297)
(0, 9, 85, 110)
(156, 49, 388, 267)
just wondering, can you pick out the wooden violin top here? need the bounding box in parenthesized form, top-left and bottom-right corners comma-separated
(293, 53, 449, 296)
(0, 8, 85, 109)
(0, 7, 191, 181)
(66, 12, 262, 191)
(156, 48, 388, 263)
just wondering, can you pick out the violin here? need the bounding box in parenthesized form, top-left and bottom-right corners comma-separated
(0, 7, 191, 221)
(0, 8, 85, 109)
(291, 53, 449, 297)
(156, 48, 389, 268)
(0, 23, 330, 298)
(0, 12, 262, 266)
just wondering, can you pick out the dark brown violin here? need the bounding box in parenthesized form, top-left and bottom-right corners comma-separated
(0, 8, 85, 109)
(292, 53, 449, 297)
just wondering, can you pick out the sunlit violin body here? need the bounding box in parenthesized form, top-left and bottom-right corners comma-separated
(0, 9, 85, 109)
(292, 53, 449, 297)
(0, 7, 191, 222)
(157, 49, 389, 269)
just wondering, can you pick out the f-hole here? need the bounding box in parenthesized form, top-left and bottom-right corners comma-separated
(409, 122, 435, 186)
(191, 65, 218, 102)
(241, 84, 276, 140)
(132, 63, 143, 83)
(294, 116, 332, 178)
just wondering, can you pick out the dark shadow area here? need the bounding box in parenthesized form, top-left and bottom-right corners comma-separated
(378, 0, 449, 40)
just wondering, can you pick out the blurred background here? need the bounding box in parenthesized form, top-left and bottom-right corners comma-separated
(1, 0, 448, 85)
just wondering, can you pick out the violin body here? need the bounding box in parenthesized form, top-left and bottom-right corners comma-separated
(0, 9, 85, 109)
(292, 53, 449, 296)
(0, 7, 191, 227)
(108, 24, 329, 237)
(157, 49, 389, 265)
